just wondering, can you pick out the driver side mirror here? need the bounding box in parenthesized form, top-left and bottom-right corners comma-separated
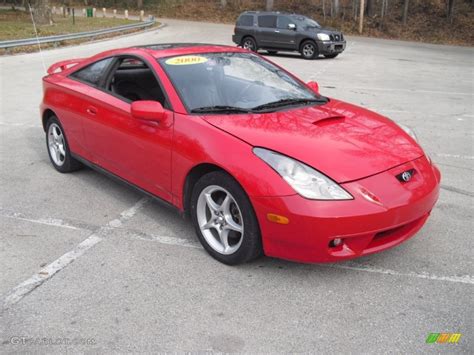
(288, 23, 296, 31)
(306, 81, 319, 94)
(131, 100, 165, 122)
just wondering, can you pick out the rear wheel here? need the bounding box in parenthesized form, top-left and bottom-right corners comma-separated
(241, 36, 257, 52)
(45, 116, 82, 173)
(190, 171, 262, 265)
(300, 40, 318, 59)
(324, 53, 339, 58)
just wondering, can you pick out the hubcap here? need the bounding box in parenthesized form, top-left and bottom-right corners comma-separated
(243, 40, 254, 51)
(196, 185, 244, 255)
(48, 123, 66, 166)
(303, 44, 315, 57)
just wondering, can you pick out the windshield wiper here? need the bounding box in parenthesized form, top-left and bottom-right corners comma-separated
(251, 98, 327, 112)
(190, 105, 251, 114)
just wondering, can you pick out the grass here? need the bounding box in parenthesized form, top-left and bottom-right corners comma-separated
(0, 9, 133, 40)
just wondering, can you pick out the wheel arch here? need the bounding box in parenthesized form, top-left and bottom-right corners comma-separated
(42, 108, 57, 132)
(183, 163, 233, 218)
(241, 35, 257, 47)
(299, 38, 317, 51)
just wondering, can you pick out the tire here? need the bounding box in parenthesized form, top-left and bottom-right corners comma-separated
(324, 53, 339, 58)
(300, 40, 318, 59)
(267, 50, 278, 55)
(241, 36, 257, 52)
(45, 116, 82, 173)
(190, 171, 262, 265)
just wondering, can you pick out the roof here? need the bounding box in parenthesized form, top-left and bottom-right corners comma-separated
(240, 11, 296, 16)
(136, 43, 246, 59)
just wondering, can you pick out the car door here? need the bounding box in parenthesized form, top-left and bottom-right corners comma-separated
(275, 16, 298, 49)
(72, 55, 174, 202)
(257, 15, 277, 47)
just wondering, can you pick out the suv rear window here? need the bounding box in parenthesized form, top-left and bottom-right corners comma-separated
(258, 15, 276, 28)
(238, 15, 253, 26)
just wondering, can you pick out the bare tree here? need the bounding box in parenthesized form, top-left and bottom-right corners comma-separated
(220, 0, 227, 8)
(334, 0, 340, 17)
(137, 0, 143, 9)
(402, 0, 409, 25)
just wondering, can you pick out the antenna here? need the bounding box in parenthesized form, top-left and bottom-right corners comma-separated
(27, 1, 47, 73)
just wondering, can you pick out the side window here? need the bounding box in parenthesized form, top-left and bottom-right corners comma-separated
(277, 16, 293, 29)
(70, 58, 113, 87)
(258, 15, 276, 28)
(238, 15, 253, 26)
(107, 57, 167, 107)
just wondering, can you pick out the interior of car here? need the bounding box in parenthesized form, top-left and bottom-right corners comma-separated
(108, 58, 166, 106)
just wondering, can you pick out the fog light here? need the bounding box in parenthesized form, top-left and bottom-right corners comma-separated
(329, 238, 343, 247)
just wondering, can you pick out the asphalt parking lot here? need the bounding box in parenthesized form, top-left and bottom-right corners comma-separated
(0, 18, 472, 353)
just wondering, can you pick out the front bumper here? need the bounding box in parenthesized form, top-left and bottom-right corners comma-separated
(251, 156, 441, 263)
(317, 40, 346, 55)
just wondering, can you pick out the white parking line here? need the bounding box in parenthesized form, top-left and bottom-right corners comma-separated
(328, 264, 474, 285)
(435, 153, 474, 160)
(0, 212, 89, 231)
(1, 197, 150, 310)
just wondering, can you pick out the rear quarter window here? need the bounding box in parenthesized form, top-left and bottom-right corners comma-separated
(237, 15, 254, 26)
(258, 15, 276, 28)
(70, 57, 113, 87)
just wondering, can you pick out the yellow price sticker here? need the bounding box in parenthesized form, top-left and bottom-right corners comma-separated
(165, 56, 208, 66)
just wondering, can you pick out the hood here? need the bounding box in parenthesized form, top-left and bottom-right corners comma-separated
(307, 27, 340, 34)
(203, 100, 424, 183)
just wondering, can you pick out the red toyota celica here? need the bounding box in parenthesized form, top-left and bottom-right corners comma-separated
(41, 43, 440, 265)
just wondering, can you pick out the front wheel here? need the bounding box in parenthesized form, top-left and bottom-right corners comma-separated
(300, 40, 318, 59)
(190, 171, 262, 265)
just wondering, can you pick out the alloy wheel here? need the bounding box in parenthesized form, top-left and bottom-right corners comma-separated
(196, 185, 244, 255)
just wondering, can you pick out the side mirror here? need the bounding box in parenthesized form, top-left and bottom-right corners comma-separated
(131, 100, 165, 121)
(288, 23, 296, 31)
(306, 81, 319, 94)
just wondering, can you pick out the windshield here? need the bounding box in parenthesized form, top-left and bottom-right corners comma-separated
(293, 16, 321, 29)
(159, 52, 325, 113)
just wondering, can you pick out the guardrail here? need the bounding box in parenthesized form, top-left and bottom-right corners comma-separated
(0, 19, 156, 50)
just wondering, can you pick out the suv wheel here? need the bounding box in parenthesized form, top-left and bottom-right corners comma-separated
(190, 171, 262, 265)
(267, 50, 278, 55)
(242, 37, 257, 52)
(300, 40, 318, 59)
(324, 53, 339, 59)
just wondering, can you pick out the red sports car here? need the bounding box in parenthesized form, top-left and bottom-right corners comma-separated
(41, 43, 440, 265)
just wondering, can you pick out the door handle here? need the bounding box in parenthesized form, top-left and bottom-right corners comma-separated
(274, 30, 280, 33)
(86, 106, 97, 115)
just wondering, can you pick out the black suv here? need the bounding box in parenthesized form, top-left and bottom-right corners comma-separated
(232, 11, 346, 59)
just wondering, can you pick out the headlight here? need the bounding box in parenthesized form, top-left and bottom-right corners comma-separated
(398, 123, 418, 142)
(253, 148, 353, 200)
(317, 33, 331, 41)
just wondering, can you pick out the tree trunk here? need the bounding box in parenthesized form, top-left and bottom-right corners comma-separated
(365, 0, 374, 16)
(334, 0, 340, 17)
(359, 0, 364, 33)
(265, 0, 274, 11)
(402, 0, 409, 25)
(137, 0, 143, 9)
(30, 0, 51, 25)
(447, 0, 455, 23)
(220, 0, 227, 8)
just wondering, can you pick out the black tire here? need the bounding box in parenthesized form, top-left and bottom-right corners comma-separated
(190, 171, 262, 265)
(267, 50, 278, 55)
(45, 116, 82, 173)
(241, 36, 257, 52)
(324, 53, 339, 58)
(300, 40, 318, 59)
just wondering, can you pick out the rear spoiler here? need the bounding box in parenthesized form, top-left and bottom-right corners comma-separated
(47, 58, 85, 75)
